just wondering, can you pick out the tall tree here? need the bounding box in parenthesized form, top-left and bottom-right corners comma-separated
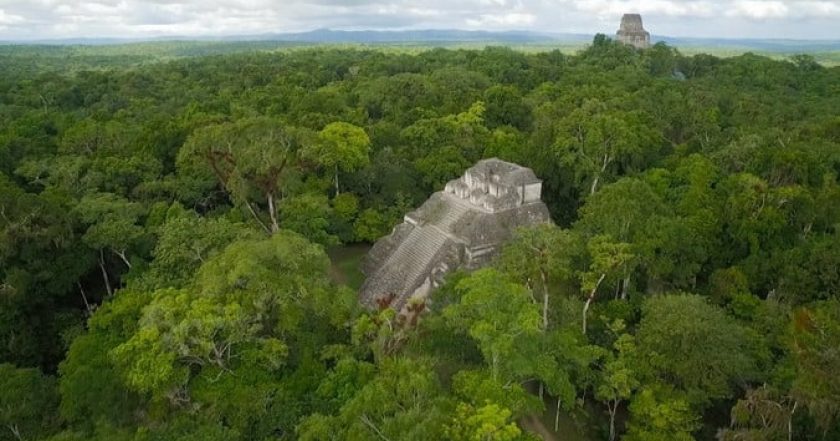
(178, 117, 306, 234)
(444, 269, 541, 380)
(111, 230, 353, 424)
(624, 384, 699, 441)
(553, 98, 658, 197)
(304, 121, 371, 195)
(497, 225, 582, 330)
(581, 235, 635, 334)
(596, 321, 640, 441)
(635, 294, 759, 407)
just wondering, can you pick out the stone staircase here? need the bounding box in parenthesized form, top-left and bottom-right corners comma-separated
(360, 225, 449, 308)
(434, 194, 472, 232)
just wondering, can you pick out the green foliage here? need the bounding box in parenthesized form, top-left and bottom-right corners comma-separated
(624, 384, 700, 441)
(497, 224, 583, 329)
(58, 288, 150, 428)
(298, 357, 452, 441)
(446, 402, 525, 441)
(484, 85, 531, 130)
(178, 117, 308, 233)
(97, 231, 355, 439)
(331, 192, 360, 242)
(636, 294, 759, 406)
(113, 231, 349, 398)
(445, 269, 541, 379)
(305, 121, 371, 194)
(719, 386, 797, 441)
(144, 208, 258, 288)
(279, 193, 338, 246)
(582, 235, 635, 295)
(75, 193, 145, 249)
(0, 364, 60, 441)
(404, 101, 489, 189)
(789, 300, 840, 430)
(301, 122, 371, 195)
(595, 321, 640, 441)
(553, 98, 658, 197)
(451, 370, 541, 417)
(1, 42, 840, 441)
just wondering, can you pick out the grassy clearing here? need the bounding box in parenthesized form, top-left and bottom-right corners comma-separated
(327, 243, 370, 291)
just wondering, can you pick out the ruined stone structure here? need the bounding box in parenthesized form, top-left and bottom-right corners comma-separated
(360, 159, 552, 310)
(616, 13, 651, 49)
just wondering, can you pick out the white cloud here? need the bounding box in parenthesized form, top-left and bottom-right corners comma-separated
(794, 1, 840, 17)
(0, 0, 838, 40)
(407, 7, 443, 17)
(0, 8, 26, 25)
(571, 0, 716, 18)
(728, 1, 789, 19)
(466, 12, 536, 27)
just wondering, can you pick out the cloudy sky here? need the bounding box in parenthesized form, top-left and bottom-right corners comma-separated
(1, 0, 839, 41)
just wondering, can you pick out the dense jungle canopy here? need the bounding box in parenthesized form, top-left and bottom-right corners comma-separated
(1, 37, 839, 440)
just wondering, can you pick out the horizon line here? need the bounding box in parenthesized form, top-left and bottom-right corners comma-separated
(2, 28, 840, 45)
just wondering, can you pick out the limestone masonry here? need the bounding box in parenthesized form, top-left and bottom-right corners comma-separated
(360, 158, 552, 310)
(616, 13, 651, 49)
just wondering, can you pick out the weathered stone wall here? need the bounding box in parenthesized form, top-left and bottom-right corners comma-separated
(524, 183, 542, 203)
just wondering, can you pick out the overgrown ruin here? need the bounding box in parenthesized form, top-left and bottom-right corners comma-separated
(360, 158, 552, 310)
(616, 13, 651, 49)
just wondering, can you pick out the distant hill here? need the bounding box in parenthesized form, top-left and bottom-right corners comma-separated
(246, 28, 591, 43)
(1, 29, 588, 46)
(2, 28, 839, 57)
(656, 36, 840, 53)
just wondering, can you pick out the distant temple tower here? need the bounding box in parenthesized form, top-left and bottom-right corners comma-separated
(616, 14, 650, 49)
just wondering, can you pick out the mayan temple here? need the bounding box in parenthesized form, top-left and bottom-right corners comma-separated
(616, 13, 651, 49)
(360, 158, 552, 310)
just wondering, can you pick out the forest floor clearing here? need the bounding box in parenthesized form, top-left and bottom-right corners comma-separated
(327, 244, 370, 290)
